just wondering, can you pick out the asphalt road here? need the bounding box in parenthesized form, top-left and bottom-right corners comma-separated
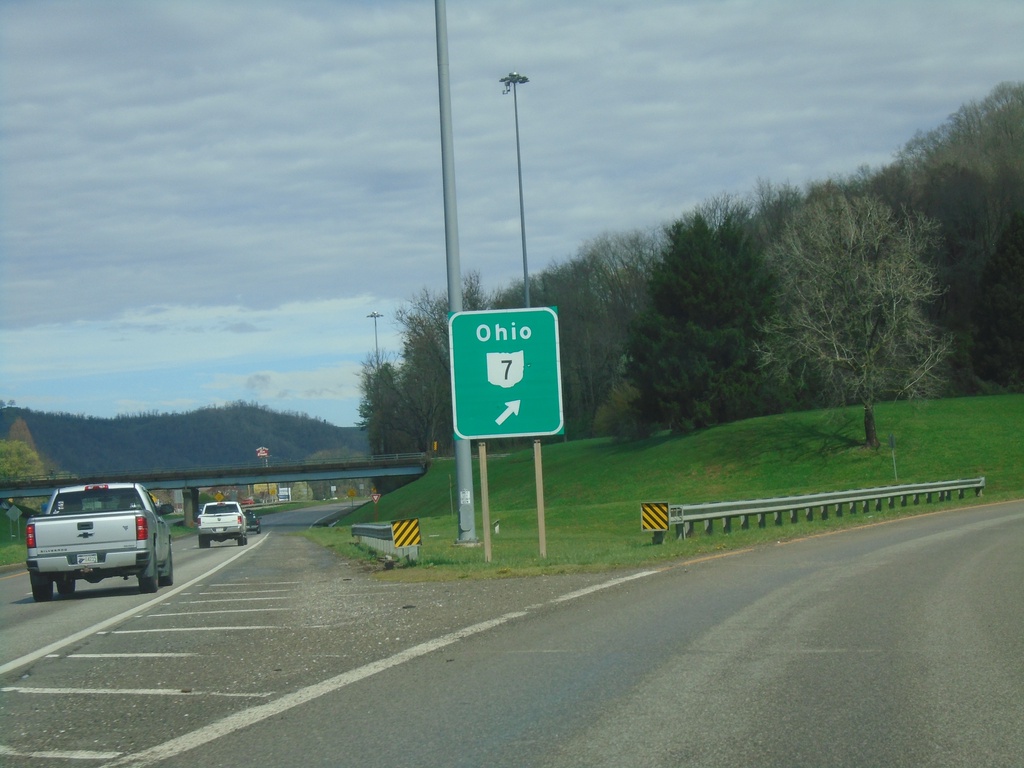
(1, 500, 1021, 767)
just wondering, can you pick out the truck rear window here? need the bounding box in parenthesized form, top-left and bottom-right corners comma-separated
(52, 490, 144, 516)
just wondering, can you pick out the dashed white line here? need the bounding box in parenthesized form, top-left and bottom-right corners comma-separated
(102, 626, 281, 634)
(145, 608, 289, 617)
(0, 744, 122, 760)
(3, 686, 272, 698)
(64, 653, 198, 659)
(179, 596, 289, 603)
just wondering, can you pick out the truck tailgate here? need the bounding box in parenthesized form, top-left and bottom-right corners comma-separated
(200, 513, 243, 529)
(33, 513, 141, 557)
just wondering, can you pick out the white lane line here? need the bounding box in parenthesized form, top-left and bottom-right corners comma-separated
(145, 608, 289, 617)
(0, 535, 270, 677)
(179, 596, 289, 603)
(65, 653, 198, 659)
(103, 626, 281, 634)
(195, 593, 292, 598)
(97, 568, 662, 768)
(203, 581, 300, 587)
(4, 686, 272, 698)
(0, 744, 122, 760)
(550, 570, 658, 603)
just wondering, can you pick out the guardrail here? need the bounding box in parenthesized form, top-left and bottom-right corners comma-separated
(643, 477, 986, 543)
(351, 519, 422, 563)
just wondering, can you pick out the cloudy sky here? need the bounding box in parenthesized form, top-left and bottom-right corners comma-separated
(2, 1, 1021, 429)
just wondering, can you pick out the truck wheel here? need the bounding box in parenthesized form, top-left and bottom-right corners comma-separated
(56, 576, 77, 596)
(199, 535, 210, 549)
(158, 546, 174, 587)
(30, 572, 54, 602)
(238, 535, 247, 546)
(138, 558, 159, 594)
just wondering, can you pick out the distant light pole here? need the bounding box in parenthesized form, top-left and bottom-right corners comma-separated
(367, 311, 382, 359)
(367, 311, 384, 456)
(500, 71, 530, 307)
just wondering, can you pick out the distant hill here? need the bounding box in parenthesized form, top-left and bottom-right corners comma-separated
(1, 402, 368, 475)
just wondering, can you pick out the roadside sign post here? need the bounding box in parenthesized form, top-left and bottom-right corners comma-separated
(479, 442, 492, 563)
(449, 307, 563, 559)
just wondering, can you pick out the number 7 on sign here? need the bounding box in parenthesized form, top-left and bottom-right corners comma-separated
(487, 351, 524, 388)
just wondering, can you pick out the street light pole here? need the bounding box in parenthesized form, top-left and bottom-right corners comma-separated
(367, 311, 383, 456)
(501, 71, 530, 308)
(436, 0, 477, 543)
(367, 311, 382, 360)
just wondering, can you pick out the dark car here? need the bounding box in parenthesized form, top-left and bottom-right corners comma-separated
(243, 508, 261, 534)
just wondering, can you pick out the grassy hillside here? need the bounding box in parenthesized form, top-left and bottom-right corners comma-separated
(305, 395, 1022, 578)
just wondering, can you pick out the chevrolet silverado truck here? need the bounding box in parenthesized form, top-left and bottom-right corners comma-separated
(197, 500, 248, 548)
(26, 482, 174, 602)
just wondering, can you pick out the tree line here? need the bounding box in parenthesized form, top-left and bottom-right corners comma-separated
(360, 82, 1023, 452)
(0, 402, 367, 477)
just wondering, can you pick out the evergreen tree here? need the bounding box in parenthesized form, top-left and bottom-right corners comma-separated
(625, 212, 775, 432)
(972, 211, 1024, 389)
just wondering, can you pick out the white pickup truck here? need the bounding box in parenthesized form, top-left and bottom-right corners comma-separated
(26, 482, 175, 602)
(197, 501, 248, 548)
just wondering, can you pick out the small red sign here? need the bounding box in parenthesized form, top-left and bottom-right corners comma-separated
(371, 493, 381, 504)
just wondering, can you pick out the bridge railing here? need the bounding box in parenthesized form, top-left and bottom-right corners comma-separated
(0, 453, 430, 499)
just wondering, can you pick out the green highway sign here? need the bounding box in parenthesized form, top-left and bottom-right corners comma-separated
(449, 307, 564, 440)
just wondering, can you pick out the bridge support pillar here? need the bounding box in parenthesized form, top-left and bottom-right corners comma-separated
(184, 488, 201, 526)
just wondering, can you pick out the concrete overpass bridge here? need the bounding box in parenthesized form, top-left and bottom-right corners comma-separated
(0, 453, 430, 521)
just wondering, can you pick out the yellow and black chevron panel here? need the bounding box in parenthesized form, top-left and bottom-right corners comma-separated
(641, 501, 669, 531)
(391, 518, 422, 548)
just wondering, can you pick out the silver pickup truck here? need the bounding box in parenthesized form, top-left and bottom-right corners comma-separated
(26, 482, 175, 602)
(197, 501, 248, 548)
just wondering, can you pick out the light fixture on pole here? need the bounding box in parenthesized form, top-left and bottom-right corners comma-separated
(500, 71, 530, 308)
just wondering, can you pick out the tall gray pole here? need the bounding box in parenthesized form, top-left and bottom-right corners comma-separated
(367, 311, 382, 359)
(435, 0, 476, 543)
(501, 72, 530, 307)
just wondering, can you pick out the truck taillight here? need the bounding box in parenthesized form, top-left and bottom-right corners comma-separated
(237, 515, 244, 526)
(26, 523, 36, 548)
(135, 515, 149, 541)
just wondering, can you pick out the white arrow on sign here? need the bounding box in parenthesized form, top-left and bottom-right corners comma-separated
(495, 400, 521, 426)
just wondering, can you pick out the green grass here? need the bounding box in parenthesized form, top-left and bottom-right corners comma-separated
(303, 395, 1023, 580)
(4, 396, 1021, 575)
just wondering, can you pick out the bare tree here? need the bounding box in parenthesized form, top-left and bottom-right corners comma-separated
(758, 192, 951, 447)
